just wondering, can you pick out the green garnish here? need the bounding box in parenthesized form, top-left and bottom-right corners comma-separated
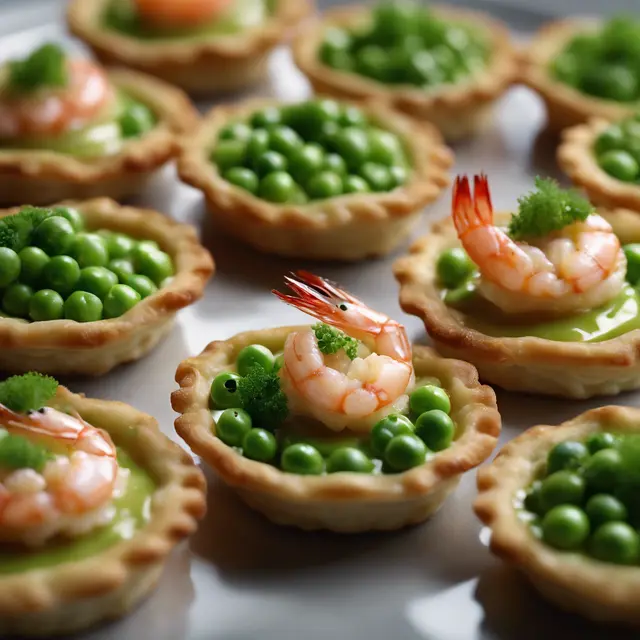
(0, 372, 58, 413)
(8, 43, 68, 94)
(313, 323, 359, 360)
(0, 430, 50, 472)
(0, 206, 55, 251)
(237, 367, 288, 431)
(508, 177, 594, 240)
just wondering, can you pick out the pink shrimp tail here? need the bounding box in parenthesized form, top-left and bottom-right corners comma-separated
(452, 174, 494, 237)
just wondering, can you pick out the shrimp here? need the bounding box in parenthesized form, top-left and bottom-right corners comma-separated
(273, 272, 414, 433)
(0, 59, 113, 139)
(452, 175, 626, 315)
(0, 403, 125, 546)
(134, 0, 231, 28)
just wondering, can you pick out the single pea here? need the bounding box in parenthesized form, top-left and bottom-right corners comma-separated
(581, 65, 638, 102)
(216, 408, 253, 447)
(542, 505, 590, 551)
(124, 274, 158, 299)
(292, 99, 342, 138)
(69, 233, 109, 268)
(598, 150, 639, 182)
(370, 413, 414, 457)
(407, 51, 443, 86)
(586, 432, 619, 454)
(273, 353, 284, 372)
(255, 151, 288, 177)
(356, 45, 389, 81)
(359, 162, 394, 192)
(224, 167, 259, 194)
(583, 448, 623, 493)
(290, 187, 309, 205)
(218, 122, 253, 142)
(120, 103, 155, 138)
(17, 246, 49, 288)
(250, 107, 282, 129)
(323, 153, 348, 177)
(43, 255, 81, 296)
(591, 522, 640, 564)
(52, 206, 84, 232)
(314, 121, 341, 148)
(586, 494, 628, 528)
(595, 125, 626, 155)
(306, 171, 344, 200)
(103, 284, 141, 318)
(242, 428, 277, 462)
(339, 105, 368, 128)
(105, 233, 135, 260)
(212, 140, 247, 172)
(32, 216, 75, 256)
(64, 291, 103, 323)
(320, 27, 352, 60)
(410, 385, 451, 415)
(210, 372, 242, 409)
(268, 125, 303, 159)
(245, 129, 271, 167)
(547, 441, 590, 475)
(2, 283, 33, 318)
(236, 344, 275, 376)
(385, 434, 427, 472)
(343, 175, 371, 194)
(289, 144, 325, 185)
(368, 129, 403, 166)
(326, 447, 374, 474)
(29, 289, 64, 322)
(0, 247, 21, 288)
(524, 480, 545, 516)
(436, 248, 476, 289)
(389, 165, 407, 188)
(108, 258, 135, 282)
(540, 471, 586, 511)
(134, 249, 174, 286)
(332, 127, 371, 170)
(414, 410, 455, 452)
(77, 266, 119, 300)
(624, 244, 640, 285)
(132, 240, 159, 259)
(258, 172, 296, 204)
(281, 443, 324, 475)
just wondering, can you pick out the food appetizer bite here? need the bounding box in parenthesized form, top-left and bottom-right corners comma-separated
(179, 98, 452, 260)
(475, 406, 640, 625)
(68, 0, 313, 95)
(394, 175, 640, 399)
(172, 272, 499, 532)
(0, 372, 205, 637)
(0, 200, 213, 376)
(292, 0, 517, 140)
(523, 16, 640, 132)
(0, 43, 196, 206)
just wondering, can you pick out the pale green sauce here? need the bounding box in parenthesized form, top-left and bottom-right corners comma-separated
(0, 449, 155, 575)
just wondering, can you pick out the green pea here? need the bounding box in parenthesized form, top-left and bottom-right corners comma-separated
(389, 165, 408, 188)
(540, 471, 586, 511)
(339, 105, 368, 128)
(624, 244, 640, 285)
(108, 258, 135, 282)
(2, 283, 33, 318)
(524, 480, 544, 516)
(53, 206, 84, 232)
(306, 171, 344, 200)
(586, 432, 619, 454)
(120, 103, 155, 138)
(414, 410, 455, 452)
(250, 107, 282, 129)
(290, 99, 341, 138)
(332, 127, 371, 170)
(281, 443, 324, 475)
(289, 144, 325, 185)
(219, 122, 253, 142)
(581, 65, 638, 102)
(595, 125, 626, 155)
(32, 216, 75, 256)
(224, 167, 259, 194)
(268, 125, 303, 158)
(583, 448, 623, 493)
(585, 494, 628, 528)
(356, 45, 389, 81)
(64, 291, 103, 323)
(242, 428, 277, 462)
(384, 434, 427, 472)
(407, 51, 443, 86)
(320, 27, 352, 64)
(210, 372, 242, 409)
(246, 129, 271, 167)
(77, 267, 119, 300)
(212, 140, 247, 172)
(258, 172, 296, 204)
(359, 162, 394, 191)
(591, 522, 640, 564)
(323, 153, 348, 177)
(326, 447, 374, 474)
(547, 441, 590, 474)
(553, 53, 580, 86)
(409, 385, 451, 415)
(105, 233, 135, 260)
(256, 151, 288, 177)
(321, 49, 354, 72)
(216, 408, 253, 447)
(598, 150, 639, 182)
(29, 289, 64, 322)
(542, 505, 590, 551)
(372, 1, 419, 43)
(370, 413, 414, 457)
(103, 284, 141, 318)
(43, 255, 81, 296)
(436, 248, 476, 289)
(236, 344, 275, 376)
(69, 233, 109, 268)
(368, 129, 403, 166)
(134, 248, 174, 286)
(343, 175, 371, 194)
(124, 274, 158, 299)
(0, 247, 21, 288)
(17, 246, 49, 288)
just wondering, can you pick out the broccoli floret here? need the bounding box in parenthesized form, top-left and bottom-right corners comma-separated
(0, 372, 58, 413)
(8, 43, 68, 93)
(313, 323, 359, 360)
(237, 367, 288, 431)
(0, 206, 54, 251)
(0, 430, 50, 472)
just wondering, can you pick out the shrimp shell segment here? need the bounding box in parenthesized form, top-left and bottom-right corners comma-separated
(0, 386, 206, 638)
(172, 326, 500, 533)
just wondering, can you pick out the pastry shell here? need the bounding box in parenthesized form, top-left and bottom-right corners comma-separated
(67, 0, 314, 95)
(0, 68, 198, 206)
(0, 198, 214, 376)
(394, 211, 640, 399)
(0, 385, 206, 637)
(521, 18, 639, 132)
(558, 117, 640, 212)
(475, 405, 640, 625)
(292, 5, 518, 141)
(178, 98, 453, 261)
(171, 326, 500, 533)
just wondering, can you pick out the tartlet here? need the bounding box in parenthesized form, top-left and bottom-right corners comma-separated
(292, 4, 518, 140)
(0, 383, 206, 637)
(172, 325, 500, 533)
(475, 405, 640, 625)
(0, 199, 214, 376)
(178, 98, 452, 261)
(67, 0, 314, 95)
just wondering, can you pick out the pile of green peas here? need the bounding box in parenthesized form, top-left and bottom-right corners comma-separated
(0, 207, 174, 323)
(319, 1, 487, 89)
(211, 99, 410, 204)
(521, 432, 640, 565)
(594, 116, 640, 184)
(209, 341, 457, 475)
(553, 17, 640, 103)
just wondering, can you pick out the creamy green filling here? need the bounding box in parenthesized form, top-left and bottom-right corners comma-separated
(0, 449, 155, 574)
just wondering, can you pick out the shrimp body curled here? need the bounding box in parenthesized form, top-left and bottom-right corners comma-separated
(274, 273, 414, 433)
(453, 175, 626, 315)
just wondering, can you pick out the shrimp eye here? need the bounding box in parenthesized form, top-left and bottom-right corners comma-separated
(339, 304, 348, 311)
